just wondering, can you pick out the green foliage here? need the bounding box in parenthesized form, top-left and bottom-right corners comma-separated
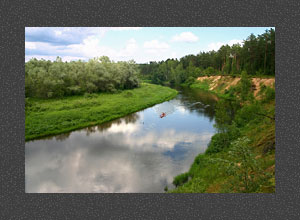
(214, 98, 240, 131)
(25, 83, 178, 141)
(234, 102, 263, 127)
(185, 76, 195, 86)
(123, 91, 133, 98)
(25, 56, 140, 99)
(205, 125, 240, 154)
(205, 133, 231, 154)
(222, 137, 272, 193)
(84, 93, 98, 99)
(203, 67, 216, 76)
(189, 79, 210, 90)
(170, 79, 275, 193)
(173, 172, 189, 187)
(169, 177, 208, 193)
(140, 28, 275, 85)
(262, 86, 275, 103)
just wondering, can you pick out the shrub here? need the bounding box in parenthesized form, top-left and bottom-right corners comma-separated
(234, 103, 262, 127)
(227, 137, 263, 192)
(25, 57, 140, 99)
(240, 71, 252, 101)
(173, 172, 189, 187)
(204, 67, 216, 76)
(206, 133, 230, 154)
(25, 98, 32, 110)
(262, 87, 275, 103)
(47, 92, 53, 98)
(84, 93, 98, 99)
(164, 186, 168, 192)
(185, 76, 195, 86)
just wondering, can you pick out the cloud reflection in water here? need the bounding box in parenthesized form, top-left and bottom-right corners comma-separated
(25, 90, 217, 193)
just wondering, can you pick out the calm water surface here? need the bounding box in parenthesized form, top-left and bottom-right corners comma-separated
(25, 87, 218, 193)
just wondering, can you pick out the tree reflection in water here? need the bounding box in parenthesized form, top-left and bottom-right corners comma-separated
(82, 113, 140, 135)
(175, 86, 218, 121)
(25, 87, 218, 193)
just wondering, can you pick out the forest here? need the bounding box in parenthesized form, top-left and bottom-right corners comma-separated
(25, 56, 140, 99)
(139, 28, 275, 85)
(25, 29, 275, 99)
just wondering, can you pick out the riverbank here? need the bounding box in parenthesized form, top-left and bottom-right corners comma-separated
(191, 75, 275, 99)
(169, 76, 275, 193)
(25, 83, 178, 141)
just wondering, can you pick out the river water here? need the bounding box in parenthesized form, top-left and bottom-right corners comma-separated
(25, 87, 218, 193)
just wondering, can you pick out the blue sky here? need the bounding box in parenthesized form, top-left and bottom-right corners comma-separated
(25, 27, 274, 63)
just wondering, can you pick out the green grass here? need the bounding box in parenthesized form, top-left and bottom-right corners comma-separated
(189, 80, 210, 90)
(168, 81, 275, 193)
(187, 81, 231, 99)
(25, 83, 178, 141)
(168, 112, 275, 193)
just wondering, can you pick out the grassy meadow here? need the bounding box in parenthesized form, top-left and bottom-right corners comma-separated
(25, 83, 178, 141)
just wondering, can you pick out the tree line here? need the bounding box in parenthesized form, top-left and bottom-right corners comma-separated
(25, 56, 140, 98)
(139, 28, 275, 85)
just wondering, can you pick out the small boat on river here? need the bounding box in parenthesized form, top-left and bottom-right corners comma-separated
(160, 112, 166, 118)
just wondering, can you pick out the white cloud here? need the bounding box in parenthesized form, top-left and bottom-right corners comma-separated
(25, 55, 87, 62)
(207, 42, 224, 51)
(25, 108, 215, 192)
(25, 41, 36, 49)
(26, 36, 140, 62)
(107, 119, 140, 134)
(25, 37, 140, 62)
(144, 40, 169, 49)
(143, 40, 170, 54)
(110, 27, 142, 31)
(171, 32, 199, 43)
(228, 39, 243, 45)
(65, 36, 104, 57)
(54, 30, 62, 36)
(118, 38, 138, 57)
(207, 39, 244, 51)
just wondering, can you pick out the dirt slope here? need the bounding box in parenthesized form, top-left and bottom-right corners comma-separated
(197, 76, 275, 98)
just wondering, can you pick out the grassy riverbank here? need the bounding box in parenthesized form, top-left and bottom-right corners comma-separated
(169, 75, 275, 193)
(25, 83, 178, 141)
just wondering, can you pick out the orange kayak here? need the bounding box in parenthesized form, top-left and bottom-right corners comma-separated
(160, 112, 166, 118)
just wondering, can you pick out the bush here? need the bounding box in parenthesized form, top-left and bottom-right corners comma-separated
(84, 93, 98, 99)
(204, 67, 216, 76)
(185, 76, 195, 86)
(25, 98, 32, 110)
(262, 87, 275, 103)
(234, 102, 263, 127)
(240, 71, 252, 101)
(173, 172, 189, 187)
(206, 133, 229, 154)
(47, 92, 53, 98)
(164, 186, 168, 192)
(25, 57, 140, 99)
(227, 137, 263, 192)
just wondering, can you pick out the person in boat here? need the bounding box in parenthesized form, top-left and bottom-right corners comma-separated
(160, 112, 166, 118)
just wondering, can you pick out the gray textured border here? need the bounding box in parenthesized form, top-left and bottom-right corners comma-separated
(1, 0, 300, 219)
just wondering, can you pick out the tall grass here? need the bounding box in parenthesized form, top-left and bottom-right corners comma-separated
(25, 83, 178, 141)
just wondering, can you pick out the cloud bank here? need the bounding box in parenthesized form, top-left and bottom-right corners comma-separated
(171, 32, 199, 43)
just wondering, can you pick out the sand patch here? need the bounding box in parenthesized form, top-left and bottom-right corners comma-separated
(197, 76, 275, 98)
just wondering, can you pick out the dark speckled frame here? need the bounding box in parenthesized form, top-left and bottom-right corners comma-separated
(1, 0, 300, 219)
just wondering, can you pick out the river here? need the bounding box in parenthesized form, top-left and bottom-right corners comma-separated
(25, 87, 218, 193)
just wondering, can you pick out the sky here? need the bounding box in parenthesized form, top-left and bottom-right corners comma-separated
(25, 27, 274, 64)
